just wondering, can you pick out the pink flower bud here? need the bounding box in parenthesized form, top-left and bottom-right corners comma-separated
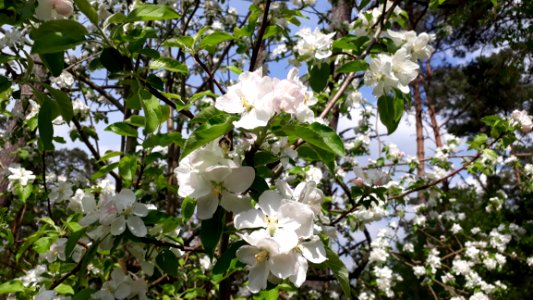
(53, 0, 74, 17)
(353, 177, 365, 187)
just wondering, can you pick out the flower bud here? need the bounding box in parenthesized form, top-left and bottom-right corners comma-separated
(53, 0, 74, 17)
(353, 177, 365, 187)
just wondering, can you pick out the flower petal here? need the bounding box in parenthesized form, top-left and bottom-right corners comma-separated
(257, 190, 282, 216)
(300, 238, 327, 264)
(196, 193, 219, 220)
(110, 216, 126, 236)
(236, 245, 261, 265)
(220, 191, 252, 214)
(223, 166, 255, 193)
(269, 251, 298, 279)
(127, 216, 147, 237)
(247, 261, 269, 293)
(234, 208, 266, 229)
(133, 203, 149, 217)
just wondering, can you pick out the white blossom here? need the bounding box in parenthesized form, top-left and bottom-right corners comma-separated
(294, 28, 335, 60)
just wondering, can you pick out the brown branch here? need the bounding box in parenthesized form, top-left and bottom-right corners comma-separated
(249, 0, 272, 72)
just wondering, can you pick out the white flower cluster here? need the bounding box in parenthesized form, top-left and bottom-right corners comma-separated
(215, 68, 318, 129)
(6, 164, 36, 191)
(174, 141, 255, 220)
(80, 188, 149, 239)
(511, 110, 532, 133)
(294, 28, 335, 60)
(92, 268, 147, 300)
(233, 182, 327, 293)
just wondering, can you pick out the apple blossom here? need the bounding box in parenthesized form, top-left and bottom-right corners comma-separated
(511, 109, 533, 133)
(294, 27, 335, 60)
(7, 164, 36, 187)
(175, 141, 255, 219)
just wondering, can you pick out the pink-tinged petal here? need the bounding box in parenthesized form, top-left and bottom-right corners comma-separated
(223, 167, 255, 193)
(236, 245, 260, 265)
(300, 238, 327, 264)
(79, 213, 99, 227)
(203, 165, 233, 182)
(127, 216, 147, 237)
(247, 261, 269, 293)
(258, 190, 282, 216)
(196, 193, 219, 220)
(269, 251, 298, 279)
(110, 216, 126, 236)
(215, 92, 246, 114)
(289, 254, 309, 287)
(133, 203, 149, 217)
(220, 191, 252, 214)
(234, 208, 266, 229)
(279, 201, 315, 238)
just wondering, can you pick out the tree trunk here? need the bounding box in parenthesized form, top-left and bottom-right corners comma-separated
(0, 56, 46, 208)
(413, 76, 426, 203)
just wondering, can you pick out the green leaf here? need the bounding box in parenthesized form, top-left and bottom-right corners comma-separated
(149, 58, 188, 74)
(110, 4, 180, 23)
(15, 183, 32, 203)
(253, 151, 279, 166)
(30, 20, 88, 54)
(377, 94, 404, 134)
(119, 155, 137, 185)
(142, 96, 164, 133)
(73, 0, 99, 25)
(336, 60, 368, 74)
(90, 162, 119, 180)
(212, 241, 246, 275)
(180, 113, 236, 160)
(105, 122, 138, 137)
(100, 47, 129, 73)
(125, 115, 146, 127)
(142, 132, 184, 148)
(45, 84, 74, 123)
(156, 249, 179, 277)
(0, 280, 24, 294)
(38, 97, 55, 150)
(54, 283, 75, 295)
(0, 75, 10, 94)
(181, 197, 196, 222)
(33, 237, 54, 254)
(163, 36, 194, 51)
(198, 31, 234, 49)
(200, 207, 225, 256)
(325, 246, 351, 298)
(40, 52, 65, 77)
(309, 62, 330, 93)
(285, 122, 344, 157)
(72, 288, 95, 300)
(65, 228, 86, 259)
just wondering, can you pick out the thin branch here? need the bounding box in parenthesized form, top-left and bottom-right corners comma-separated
(249, 0, 272, 72)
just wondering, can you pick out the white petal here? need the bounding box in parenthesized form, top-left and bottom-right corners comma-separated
(115, 189, 136, 211)
(236, 245, 261, 265)
(196, 193, 219, 220)
(258, 190, 283, 216)
(127, 216, 147, 237)
(110, 217, 126, 236)
(289, 254, 308, 287)
(247, 262, 269, 293)
(114, 282, 131, 299)
(223, 166, 255, 193)
(234, 208, 266, 229)
(279, 201, 315, 238)
(273, 229, 299, 253)
(269, 251, 298, 279)
(203, 165, 233, 182)
(220, 191, 252, 214)
(133, 203, 149, 217)
(300, 238, 327, 264)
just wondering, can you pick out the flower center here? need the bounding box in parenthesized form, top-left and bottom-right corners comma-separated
(240, 96, 253, 112)
(255, 250, 269, 263)
(265, 215, 278, 236)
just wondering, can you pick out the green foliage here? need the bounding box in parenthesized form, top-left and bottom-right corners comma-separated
(30, 20, 87, 54)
